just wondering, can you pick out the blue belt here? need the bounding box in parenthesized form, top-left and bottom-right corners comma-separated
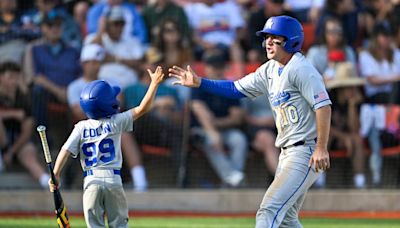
(83, 169, 121, 177)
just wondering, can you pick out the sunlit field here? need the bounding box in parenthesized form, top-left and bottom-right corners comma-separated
(1, 216, 400, 228)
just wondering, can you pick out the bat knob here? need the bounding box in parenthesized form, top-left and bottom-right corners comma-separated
(37, 125, 46, 132)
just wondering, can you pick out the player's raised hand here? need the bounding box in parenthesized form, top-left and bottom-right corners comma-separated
(169, 65, 201, 88)
(309, 147, 330, 173)
(147, 66, 165, 85)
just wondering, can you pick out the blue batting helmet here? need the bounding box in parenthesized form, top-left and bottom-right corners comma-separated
(80, 80, 120, 119)
(256, 15, 304, 53)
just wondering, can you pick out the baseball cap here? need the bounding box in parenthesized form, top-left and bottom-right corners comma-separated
(105, 6, 125, 22)
(202, 49, 226, 69)
(41, 10, 63, 25)
(145, 47, 163, 65)
(80, 44, 105, 62)
(372, 23, 393, 36)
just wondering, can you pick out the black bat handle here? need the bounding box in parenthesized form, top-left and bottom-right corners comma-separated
(47, 163, 59, 186)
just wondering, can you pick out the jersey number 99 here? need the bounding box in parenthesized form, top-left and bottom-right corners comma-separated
(82, 138, 116, 167)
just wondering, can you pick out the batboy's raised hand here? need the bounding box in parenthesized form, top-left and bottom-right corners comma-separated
(168, 65, 201, 88)
(147, 66, 165, 85)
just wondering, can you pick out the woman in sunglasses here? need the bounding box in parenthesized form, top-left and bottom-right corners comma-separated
(307, 16, 356, 76)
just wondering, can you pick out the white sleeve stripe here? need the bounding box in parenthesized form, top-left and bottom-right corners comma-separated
(236, 81, 257, 98)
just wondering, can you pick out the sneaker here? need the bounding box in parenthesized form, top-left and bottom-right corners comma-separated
(225, 171, 244, 187)
(133, 185, 148, 192)
(354, 174, 366, 189)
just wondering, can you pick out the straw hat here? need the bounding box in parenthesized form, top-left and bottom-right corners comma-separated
(325, 62, 365, 89)
(145, 47, 163, 64)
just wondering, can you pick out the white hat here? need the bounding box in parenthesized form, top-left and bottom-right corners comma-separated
(80, 44, 105, 62)
(106, 6, 125, 22)
(325, 62, 365, 89)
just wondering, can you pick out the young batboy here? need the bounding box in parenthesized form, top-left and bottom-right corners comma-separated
(48, 67, 165, 227)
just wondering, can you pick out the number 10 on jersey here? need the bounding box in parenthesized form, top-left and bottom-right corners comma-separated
(274, 105, 299, 133)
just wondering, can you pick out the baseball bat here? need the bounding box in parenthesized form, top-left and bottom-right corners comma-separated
(37, 125, 71, 228)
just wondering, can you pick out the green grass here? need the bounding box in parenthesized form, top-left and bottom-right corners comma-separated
(0, 217, 399, 228)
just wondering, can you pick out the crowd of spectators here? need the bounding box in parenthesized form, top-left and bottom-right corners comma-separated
(1, 0, 400, 190)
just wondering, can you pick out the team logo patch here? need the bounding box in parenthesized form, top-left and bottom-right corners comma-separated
(264, 18, 273, 29)
(270, 91, 290, 106)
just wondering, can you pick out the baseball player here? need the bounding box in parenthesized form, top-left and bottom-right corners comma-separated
(169, 15, 331, 228)
(48, 67, 165, 227)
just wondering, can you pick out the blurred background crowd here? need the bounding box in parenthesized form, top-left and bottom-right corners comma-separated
(0, 0, 400, 192)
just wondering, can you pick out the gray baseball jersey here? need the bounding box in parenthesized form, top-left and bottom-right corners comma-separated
(62, 110, 133, 227)
(62, 110, 133, 171)
(234, 53, 331, 148)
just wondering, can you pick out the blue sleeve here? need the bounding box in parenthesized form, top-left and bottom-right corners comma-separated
(87, 4, 104, 34)
(125, 3, 148, 43)
(199, 78, 246, 99)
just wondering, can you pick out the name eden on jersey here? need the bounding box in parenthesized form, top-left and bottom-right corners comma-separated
(83, 123, 112, 138)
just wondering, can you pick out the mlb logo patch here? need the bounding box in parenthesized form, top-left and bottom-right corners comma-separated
(314, 91, 329, 103)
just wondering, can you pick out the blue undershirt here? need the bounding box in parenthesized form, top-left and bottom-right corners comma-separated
(278, 67, 284, 76)
(198, 78, 246, 99)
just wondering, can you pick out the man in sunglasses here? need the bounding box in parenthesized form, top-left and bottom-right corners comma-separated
(169, 15, 332, 228)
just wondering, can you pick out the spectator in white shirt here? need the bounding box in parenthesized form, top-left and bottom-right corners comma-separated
(184, 0, 245, 61)
(85, 5, 145, 89)
(358, 23, 400, 187)
(283, 0, 325, 23)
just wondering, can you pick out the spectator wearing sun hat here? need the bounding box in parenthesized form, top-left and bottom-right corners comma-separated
(314, 62, 367, 189)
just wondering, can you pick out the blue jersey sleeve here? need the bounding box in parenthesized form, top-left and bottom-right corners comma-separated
(199, 78, 246, 99)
